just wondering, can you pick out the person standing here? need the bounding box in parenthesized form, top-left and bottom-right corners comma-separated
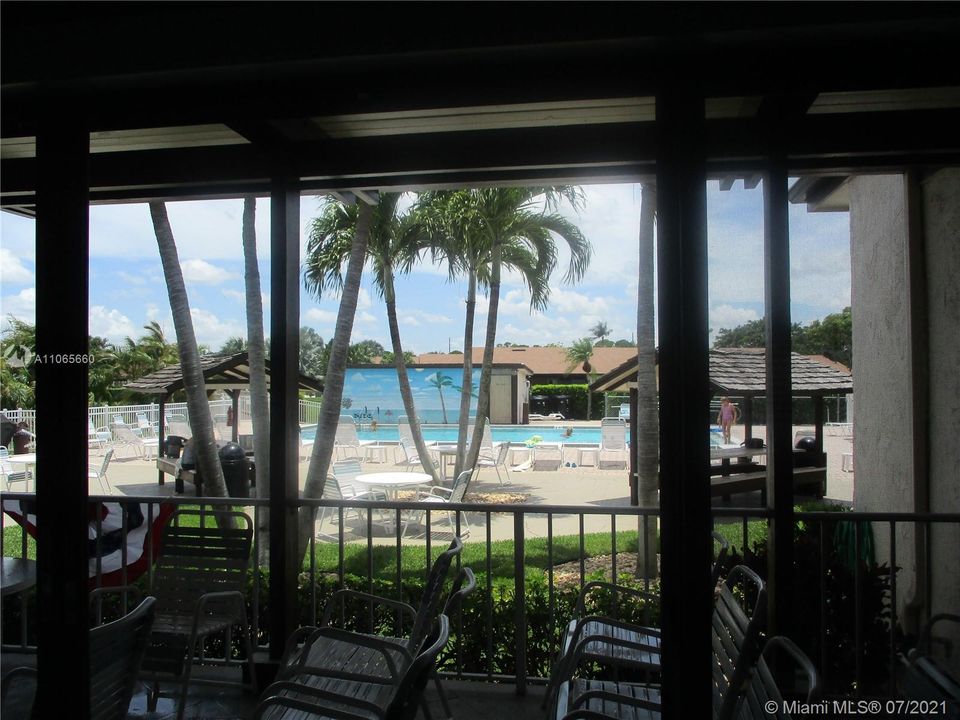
(717, 397, 740, 444)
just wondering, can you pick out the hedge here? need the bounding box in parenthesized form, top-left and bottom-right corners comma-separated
(531, 384, 604, 420)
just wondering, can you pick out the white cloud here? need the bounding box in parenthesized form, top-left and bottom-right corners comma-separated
(145, 304, 160, 320)
(222, 289, 244, 301)
(710, 304, 760, 335)
(357, 288, 373, 310)
(89, 306, 137, 341)
(1, 287, 36, 321)
(305, 308, 337, 324)
(399, 309, 453, 326)
(181, 259, 236, 285)
(189, 308, 246, 349)
(116, 270, 147, 286)
(357, 311, 377, 324)
(0, 248, 34, 284)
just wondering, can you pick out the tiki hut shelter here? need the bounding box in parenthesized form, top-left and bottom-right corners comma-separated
(591, 348, 853, 500)
(124, 352, 322, 479)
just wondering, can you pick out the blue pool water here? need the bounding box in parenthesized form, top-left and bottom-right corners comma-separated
(300, 424, 604, 445)
(301, 423, 726, 446)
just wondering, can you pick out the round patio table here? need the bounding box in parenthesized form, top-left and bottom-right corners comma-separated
(6, 453, 37, 492)
(352, 472, 432, 500)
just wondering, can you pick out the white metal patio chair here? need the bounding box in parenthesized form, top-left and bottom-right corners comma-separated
(404, 468, 474, 539)
(334, 415, 374, 460)
(0, 449, 29, 492)
(88, 448, 114, 495)
(88, 418, 112, 451)
(477, 440, 511, 485)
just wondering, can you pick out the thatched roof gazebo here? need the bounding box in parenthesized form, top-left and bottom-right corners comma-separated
(590, 348, 853, 502)
(124, 352, 322, 485)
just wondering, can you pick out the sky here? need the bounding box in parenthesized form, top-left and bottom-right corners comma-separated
(0, 181, 851, 354)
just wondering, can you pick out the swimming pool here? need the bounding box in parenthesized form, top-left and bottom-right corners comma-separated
(300, 423, 604, 445)
(301, 423, 727, 446)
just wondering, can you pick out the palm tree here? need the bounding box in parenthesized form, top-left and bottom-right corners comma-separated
(149, 202, 227, 498)
(417, 187, 591, 477)
(241, 197, 270, 560)
(636, 183, 659, 578)
(304, 193, 441, 485)
(299, 200, 373, 558)
(426, 371, 455, 423)
(590, 321, 611, 344)
(566, 337, 595, 419)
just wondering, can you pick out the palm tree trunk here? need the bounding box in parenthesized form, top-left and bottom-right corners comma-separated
(384, 272, 441, 484)
(466, 244, 501, 472)
(453, 269, 476, 479)
(149, 202, 227, 497)
(636, 183, 659, 578)
(298, 202, 372, 559)
(242, 197, 270, 561)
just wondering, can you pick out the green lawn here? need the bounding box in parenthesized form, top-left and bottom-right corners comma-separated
(2, 516, 771, 582)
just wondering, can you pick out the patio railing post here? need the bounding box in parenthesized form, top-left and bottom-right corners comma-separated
(514, 512, 527, 695)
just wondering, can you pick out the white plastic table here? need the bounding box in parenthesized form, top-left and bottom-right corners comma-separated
(6, 453, 37, 492)
(352, 472, 431, 500)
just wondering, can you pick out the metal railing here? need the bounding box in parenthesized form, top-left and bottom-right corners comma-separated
(1, 491, 957, 701)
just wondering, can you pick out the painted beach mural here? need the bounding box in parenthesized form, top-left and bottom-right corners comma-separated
(341, 366, 480, 425)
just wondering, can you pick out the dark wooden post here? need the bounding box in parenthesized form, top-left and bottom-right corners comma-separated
(656, 88, 712, 720)
(268, 179, 300, 662)
(763, 158, 794, 638)
(743, 395, 754, 441)
(34, 116, 90, 719)
(813, 395, 825, 456)
(230, 389, 240, 443)
(158, 394, 167, 484)
(629, 387, 639, 505)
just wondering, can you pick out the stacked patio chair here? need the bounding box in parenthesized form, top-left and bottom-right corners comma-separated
(277, 537, 464, 716)
(141, 509, 257, 720)
(598, 417, 628, 469)
(2, 596, 157, 720)
(544, 532, 730, 709)
(113, 425, 160, 460)
(732, 636, 820, 719)
(549, 565, 767, 720)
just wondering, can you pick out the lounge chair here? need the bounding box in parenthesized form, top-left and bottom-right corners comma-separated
(278, 537, 463, 690)
(543, 532, 730, 708)
(533, 442, 563, 471)
(113, 425, 160, 460)
(598, 417, 628, 469)
(550, 565, 767, 720)
(142, 509, 257, 720)
(732, 636, 820, 719)
(334, 415, 373, 460)
(257, 614, 451, 720)
(88, 418, 113, 451)
(2, 596, 157, 720)
(165, 414, 192, 440)
(88, 448, 114, 495)
(136, 413, 158, 439)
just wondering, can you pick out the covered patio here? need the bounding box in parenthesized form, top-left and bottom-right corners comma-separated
(2, 5, 959, 719)
(591, 349, 854, 505)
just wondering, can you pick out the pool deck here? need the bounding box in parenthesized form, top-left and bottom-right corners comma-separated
(2, 424, 854, 545)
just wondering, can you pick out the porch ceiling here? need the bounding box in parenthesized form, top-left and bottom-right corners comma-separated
(3, 5, 960, 214)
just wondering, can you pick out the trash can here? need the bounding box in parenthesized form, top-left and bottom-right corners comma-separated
(554, 395, 570, 419)
(165, 435, 186, 459)
(219, 442, 249, 498)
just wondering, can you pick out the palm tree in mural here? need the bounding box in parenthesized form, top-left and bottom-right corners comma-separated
(415, 187, 591, 477)
(565, 337, 596, 419)
(635, 183, 659, 578)
(241, 196, 270, 558)
(426, 370, 455, 424)
(303, 193, 442, 508)
(299, 200, 372, 558)
(149, 202, 227, 498)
